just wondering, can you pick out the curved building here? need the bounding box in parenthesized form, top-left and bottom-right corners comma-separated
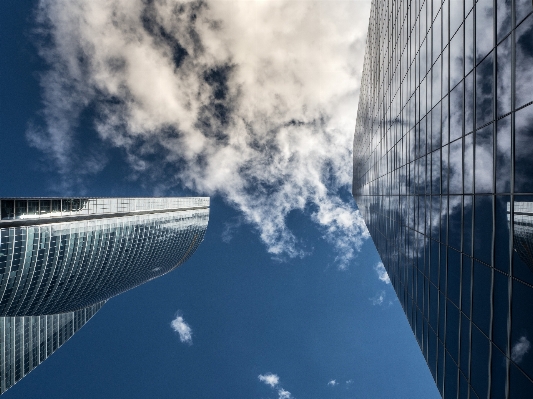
(0, 197, 209, 394)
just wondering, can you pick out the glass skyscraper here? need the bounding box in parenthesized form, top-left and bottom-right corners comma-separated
(353, 1, 533, 398)
(0, 197, 209, 394)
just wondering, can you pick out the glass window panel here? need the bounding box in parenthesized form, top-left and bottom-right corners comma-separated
(460, 315, 471, 375)
(459, 373, 469, 399)
(444, 351, 459, 399)
(472, 260, 492, 335)
(496, 35, 512, 117)
(496, 116, 511, 193)
(465, 11, 474, 74)
(462, 255, 472, 317)
(428, 327, 438, 379)
(470, 325, 490, 399)
(511, 280, 533, 381)
(476, 0, 494, 63)
(510, 362, 533, 397)
(516, 0, 533, 25)
(1, 200, 15, 220)
(430, 282, 439, 330)
(431, 239, 440, 284)
(27, 200, 38, 216)
(450, 27, 464, 89)
(515, 19, 533, 109)
(494, 196, 511, 273)
(442, 95, 449, 145)
(474, 195, 493, 265)
(442, 145, 449, 194)
(439, 291, 447, 338)
(493, 270, 509, 353)
(450, 82, 464, 142)
(476, 52, 494, 128)
(465, 72, 474, 134)
(437, 340, 445, 395)
(511, 197, 533, 286)
(515, 106, 533, 193)
(39, 200, 50, 215)
(450, 1, 463, 38)
(449, 196, 462, 250)
(446, 300, 460, 363)
(474, 124, 494, 194)
(15, 200, 27, 218)
(448, 248, 461, 307)
(464, 134, 474, 194)
(449, 138, 462, 194)
(496, 0, 512, 42)
(491, 344, 507, 398)
(464, 196, 473, 255)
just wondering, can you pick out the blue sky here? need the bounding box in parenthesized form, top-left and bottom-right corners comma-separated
(1, 1, 439, 398)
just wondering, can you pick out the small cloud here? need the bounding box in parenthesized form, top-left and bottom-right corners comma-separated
(512, 336, 531, 363)
(221, 217, 243, 243)
(258, 373, 279, 388)
(346, 379, 354, 385)
(371, 290, 386, 306)
(170, 312, 193, 345)
(327, 380, 338, 386)
(374, 262, 390, 284)
(278, 388, 292, 399)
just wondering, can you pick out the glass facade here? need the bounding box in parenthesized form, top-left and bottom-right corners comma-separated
(353, 1, 533, 398)
(0, 197, 209, 394)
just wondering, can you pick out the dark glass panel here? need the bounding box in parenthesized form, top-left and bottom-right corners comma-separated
(494, 196, 511, 273)
(496, 116, 511, 193)
(446, 300, 460, 362)
(431, 239, 440, 285)
(439, 291, 447, 339)
(464, 195, 473, 256)
(460, 315, 471, 376)
(459, 372, 470, 399)
(493, 270, 510, 353)
(491, 344, 508, 399)
(496, 0, 512, 42)
(441, 196, 448, 242)
(448, 196, 462, 250)
(450, 83, 464, 142)
(476, 0, 494, 63)
(470, 325, 490, 399)
(447, 248, 461, 307)
(511, 280, 533, 380)
(464, 134, 473, 194)
(1, 200, 15, 220)
(509, 362, 533, 397)
(474, 195, 493, 265)
(39, 200, 50, 215)
(515, 106, 533, 193)
(15, 200, 27, 218)
(428, 327, 438, 379)
(444, 351, 459, 399)
(440, 243, 447, 291)
(51, 200, 61, 213)
(472, 260, 492, 335)
(432, 102, 442, 152)
(430, 282, 439, 331)
(515, 18, 533, 109)
(474, 124, 494, 194)
(27, 201, 38, 216)
(462, 255, 472, 318)
(476, 53, 494, 129)
(496, 35, 512, 117)
(437, 340, 446, 396)
(512, 197, 533, 285)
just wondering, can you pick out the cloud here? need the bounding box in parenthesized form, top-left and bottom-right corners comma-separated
(374, 262, 390, 284)
(258, 373, 279, 388)
(346, 379, 354, 385)
(170, 312, 193, 344)
(327, 380, 338, 386)
(370, 291, 386, 306)
(258, 373, 293, 398)
(511, 336, 531, 364)
(30, 0, 371, 268)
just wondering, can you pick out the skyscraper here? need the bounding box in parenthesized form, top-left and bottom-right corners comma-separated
(353, 1, 533, 398)
(0, 197, 209, 394)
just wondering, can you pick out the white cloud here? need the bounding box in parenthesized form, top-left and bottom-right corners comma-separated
(374, 262, 390, 284)
(511, 336, 531, 364)
(346, 379, 354, 385)
(278, 388, 292, 399)
(327, 380, 338, 386)
(371, 291, 386, 306)
(258, 373, 279, 388)
(170, 313, 193, 344)
(30, 0, 372, 268)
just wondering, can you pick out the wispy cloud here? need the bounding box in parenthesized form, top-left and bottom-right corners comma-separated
(327, 380, 338, 386)
(258, 373, 293, 399)
(170, 312, 193, 345)
(370, 291, 386, 306)
(30, 0, 371, 268)
(374, 262, 390, 284)
(511, 336, 531, 364)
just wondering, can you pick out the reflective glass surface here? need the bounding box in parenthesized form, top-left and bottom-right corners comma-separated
(353, 1, 533, 397)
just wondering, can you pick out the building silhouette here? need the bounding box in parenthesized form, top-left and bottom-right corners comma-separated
(353, 1, 533, 398)
(0, 197, 209, 394)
